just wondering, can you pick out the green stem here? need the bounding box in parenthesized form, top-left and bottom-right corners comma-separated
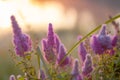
(58, 14, 120, 67)
(37, 53, 40, 70)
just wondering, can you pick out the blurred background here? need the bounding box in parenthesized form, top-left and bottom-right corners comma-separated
(0, 0, 120, 79)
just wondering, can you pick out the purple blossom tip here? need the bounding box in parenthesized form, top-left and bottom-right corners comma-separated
(71, 59, 83, 80)
(10, 15, 22, 35)
(11, 15, 15, 21)
(57, 44, 69, 66)
(99, 24, 106, 35)
(9, 75, 16, 80)
(82, 54, 93, 77)
(77, 36, 82, 40)
(47, 23, 55, 48)
(48, 23, 54, 35)
(71, 59, 79, 76)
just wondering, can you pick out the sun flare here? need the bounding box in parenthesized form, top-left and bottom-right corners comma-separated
(0, 1, 17, 28)
(0, 0, 64, 29)
(0, 0, 77, 31)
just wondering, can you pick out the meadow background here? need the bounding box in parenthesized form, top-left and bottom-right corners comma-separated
(0, 0, 120, 80)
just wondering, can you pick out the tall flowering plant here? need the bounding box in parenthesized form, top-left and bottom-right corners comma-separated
(8, 14, 120, 80)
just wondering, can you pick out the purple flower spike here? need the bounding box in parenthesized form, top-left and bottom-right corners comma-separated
(11, 16, 22, 36)
(90, 35, 104, 54)
(78, 42, 87, 63)
(47, 23, 55, 48)
(71, 59, 83, 80)
(9, 75, 16, 80)
(41, 39, 55, 63)
(56, 44, 69, 67)
(78, 36, 87, 62)
(71, 59, 79, 76)
(82, 54, 93, 77)
(98, 25, 112, 49)
(90, 24, 114, 55)
(41, 23, 63, 64)
(98, 24, 106, 35)
(11, 15, 32, 57)
(54, 34, 61, 54)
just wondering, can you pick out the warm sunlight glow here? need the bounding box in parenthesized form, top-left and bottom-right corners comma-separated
(79, 11, 95, 34)
(0, 0, 77, 31)
(20, 2, 65, 29)
(0, 1, 17, 28)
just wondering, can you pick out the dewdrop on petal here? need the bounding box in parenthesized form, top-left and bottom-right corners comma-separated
(82, 54, 93, 77)
(9, 75, 16, 80)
